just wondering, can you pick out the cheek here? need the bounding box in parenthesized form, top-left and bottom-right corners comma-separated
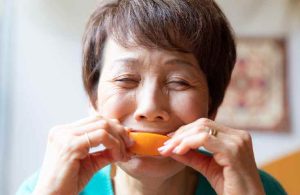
(170, 92, 209, 123)
(97, 87, 135, 119)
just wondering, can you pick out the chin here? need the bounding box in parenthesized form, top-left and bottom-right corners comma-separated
(116, 155, 185, 179)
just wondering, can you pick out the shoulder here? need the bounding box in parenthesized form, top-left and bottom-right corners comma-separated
(258, 169, 287, 195)
(16, 171, 40, 195)
(17, 167, 286, 195)
(196, 169, 286, 195)
(80, 165, 113, 195)
(16, 166, 113, 195)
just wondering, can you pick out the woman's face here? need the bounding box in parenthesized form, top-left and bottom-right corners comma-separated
(96, 37, 209, 179)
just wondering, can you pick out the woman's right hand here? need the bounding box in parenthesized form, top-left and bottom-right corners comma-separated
(32, 115, 134, 195)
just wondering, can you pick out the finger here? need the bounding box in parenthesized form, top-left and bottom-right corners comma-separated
(115, 126, 134, 148)
(114, 126, 133, 160)
(159, 129, 226, 157)
(196, 118, 238, 135)
(84, 150, 114, 173)
(71, 120, 109, 135)
(53, 129, 120, 161)
(165, 118, 222, 145)
(159, 132, 208, 156)
(164, 125, 208, 146)
(81, 130, 118, 152)
(171, 150, 222, 179)
(76, 119, 131, 160)
(169, 123, 192, 137)
(171, 132, 209, 155)
(88, 128, 131, 161)
(73, 118, 133, 148)
(171, 118, 212, 138)
(175, 130, 254, 169)
(78, 129, 123, 160)
(167, 118, 240, 149)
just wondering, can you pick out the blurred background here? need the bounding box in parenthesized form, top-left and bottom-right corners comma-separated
(0, 0, 299, 194)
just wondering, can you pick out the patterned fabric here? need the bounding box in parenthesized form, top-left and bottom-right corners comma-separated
(216, 38, 288, 131)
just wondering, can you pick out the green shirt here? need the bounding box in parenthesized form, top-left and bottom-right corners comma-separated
(17, 165, 286, 195)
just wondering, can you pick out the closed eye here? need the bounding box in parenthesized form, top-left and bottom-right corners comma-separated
(115, 78, 137, 82)
(167, 80, 191, 90)
(168, 81, 189, 85)
(114, 77, 139, 89)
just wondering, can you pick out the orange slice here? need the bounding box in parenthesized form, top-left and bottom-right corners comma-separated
(129, 132, 170, 156)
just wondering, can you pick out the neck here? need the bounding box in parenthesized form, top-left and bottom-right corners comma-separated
(112, 165, 198, 195)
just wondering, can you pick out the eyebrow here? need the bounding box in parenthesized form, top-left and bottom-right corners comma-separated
(114, 58, 139, 66)
(164, 59, 196, 68)
(114, 58, 196, 68)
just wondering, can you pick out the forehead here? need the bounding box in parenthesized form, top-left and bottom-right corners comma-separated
(102, 37, 200, 71)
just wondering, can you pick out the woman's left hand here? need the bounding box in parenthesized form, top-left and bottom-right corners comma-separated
(159, 118, 265, 195)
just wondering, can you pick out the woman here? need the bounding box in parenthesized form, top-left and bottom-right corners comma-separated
(18, 1, 286, 194)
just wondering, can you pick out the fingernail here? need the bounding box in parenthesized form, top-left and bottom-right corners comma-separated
(164, 139, 172, 145)
(173, 146, 181, 154)
(158, 145, 169, 152)
(157, 146, 167, 152)
(125, 127, 132, 132)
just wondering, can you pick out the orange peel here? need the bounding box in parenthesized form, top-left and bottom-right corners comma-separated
(129, 132, 170, 156)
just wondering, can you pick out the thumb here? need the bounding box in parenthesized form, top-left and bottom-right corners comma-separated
(81, 149, 114, 177)
(89, 150, 114, 171)
(171, 150, 215, 176)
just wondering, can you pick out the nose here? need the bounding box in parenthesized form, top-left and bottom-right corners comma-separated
(134, 82, 170, 122)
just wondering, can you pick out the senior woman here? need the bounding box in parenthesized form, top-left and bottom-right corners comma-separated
(18, 0, 286, 195)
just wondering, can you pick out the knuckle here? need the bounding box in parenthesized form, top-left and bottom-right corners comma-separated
(99, 120, 109, 129)
(227, 141, 238, 155)
(115, 139, 121, 147)
(120, 130, 128, 139)
(117, 127, 126, 137)
(174, 126, 185, 135)
(236, 138, 244, 149)
(237, 131, 252, 147)
(48, 126, 63, 142)
(192, 126, 202, 134)
(98, 130, 109, 140)
(197, 118, 211, 126)
(202, 132, 210, 142)
(241, 131, 252, 142)
(67, 137, 79, 151)
(233, 135, 250, 154)
(181, 139, 190, 147)
(95, 120, 109, 129)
